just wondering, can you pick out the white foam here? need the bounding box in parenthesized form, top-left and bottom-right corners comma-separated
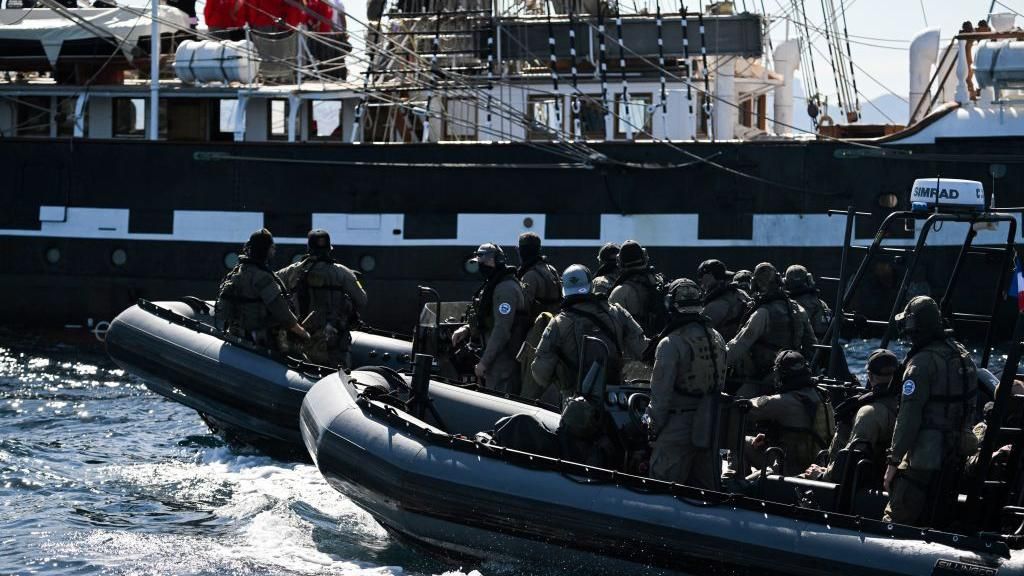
(81, 447, 400, 575)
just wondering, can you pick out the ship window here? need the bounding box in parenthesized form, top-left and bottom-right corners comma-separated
(268, 99, 288, 140)
(571, 95, 606, 140)
(614, 93, 652, 139)
(166, 99, 208, 141)
(56, 97, 84, 137)
(756, 95, 767, 130)
(113, 98, 146, 138)
(739, 98, 752, 128)
(309, 100, 343, 140)
(15, 96, 51, 137)
(217, 99, 238, 134)
(696, 93, 709, 138)
(526, 95, 564, 141)
(443, 98, 477, 141)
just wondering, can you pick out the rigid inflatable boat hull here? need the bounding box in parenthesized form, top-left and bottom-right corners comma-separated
(106, 301, 413, 455)
(301, 373, 1024, 576)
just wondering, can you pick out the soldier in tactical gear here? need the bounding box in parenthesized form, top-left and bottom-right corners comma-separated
(591, 243, 621, 296)
(646, 278, 727, 489)
(215, 228, 309, 350)
(697, 259, 751, 342)
(277, 229, 368, 368)
(816, 349, 900, 482)
(733, 269, 753, 293)
(452, 243, 528, 394)
(883, 296, 978, 527)
(517, 232, 562, 319)
(783, 265, 832, 339)
(727, 262, 817, 395)
(735, 350, 833, 476)
(609, 240, 667, 336)
(531, 264, 649, 399)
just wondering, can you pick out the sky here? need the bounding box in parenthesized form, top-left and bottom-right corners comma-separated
(764, 0, 1015, 103)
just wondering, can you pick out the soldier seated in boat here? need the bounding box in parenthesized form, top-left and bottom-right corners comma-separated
(516, 232, 562, 319)
(215, 228, 309, 351)
(734, 350, 834, 477)
(277, 229, 367, 368)
(726, 262, 817, 397)
(804, 349, 899, 483)
(645, 278, 727, 490)
(697, 259, 751, 342)
(883, 296, 978, 528)
(783, 265, 832, 340)
(590, 243, 620, 297)
(452, 243, 529, 394)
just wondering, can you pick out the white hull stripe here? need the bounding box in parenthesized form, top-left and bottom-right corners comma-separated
(0, 207, 1015, 248)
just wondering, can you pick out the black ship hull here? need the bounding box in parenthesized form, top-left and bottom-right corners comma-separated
(1, 136, 1019, 332)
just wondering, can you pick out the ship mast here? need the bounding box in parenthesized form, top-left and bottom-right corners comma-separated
(149, 0, 159, 141)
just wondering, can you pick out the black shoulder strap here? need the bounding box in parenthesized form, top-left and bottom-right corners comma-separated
(569, 306, 622, 356)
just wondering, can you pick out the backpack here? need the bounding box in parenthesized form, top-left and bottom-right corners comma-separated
(517, 312, 555, 400)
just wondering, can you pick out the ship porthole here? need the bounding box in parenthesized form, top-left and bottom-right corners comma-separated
(45, 247, 61, 265)
(223, 252, 239, 269)
(464, 258, 479, 275)
(359, 254, 376, 273)
(523, 217, 534, 228)
(111, 248, 128, 267)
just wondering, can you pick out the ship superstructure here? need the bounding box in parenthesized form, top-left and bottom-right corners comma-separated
(0, 0, 1022, 331)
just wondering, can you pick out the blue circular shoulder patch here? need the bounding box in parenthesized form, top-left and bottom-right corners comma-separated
(498, 302, 512, 315)
(902, 379, 916, 396)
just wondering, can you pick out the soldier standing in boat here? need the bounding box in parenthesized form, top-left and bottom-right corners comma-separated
(591, 243, 621, 297)
(609, 240, 666, 337)
(277, 229, 367, 368)
(726, 262, 817, 396)
(883, 296, 978, 527)
(783, 265, 832, 340)
(531, 264, 648, 400)
(215, 228, 309, 350)
(646, 278, 727, 490)
(697, 259, 751, 342)
(452, 244, 528, 394)
(516, 232, 562, 319)
(733, 269, 753, 293)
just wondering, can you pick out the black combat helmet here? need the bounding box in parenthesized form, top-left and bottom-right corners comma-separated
(697, 259, 728, 282)
(307, 229, 332, 256)
(597, 242, 620, 265)
(783, 265, 815, 292)
(618, 240, 647, 269)
(773, 349, 812, 391)
(751, 262, 782, 297)
(244, 228, 274, 261)
(665, 278, 703, 314)
(895, 295, 944, 345)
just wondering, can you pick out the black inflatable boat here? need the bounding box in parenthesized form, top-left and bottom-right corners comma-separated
(300, 370, 1024, 575)
(105, 298, 414, 456)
